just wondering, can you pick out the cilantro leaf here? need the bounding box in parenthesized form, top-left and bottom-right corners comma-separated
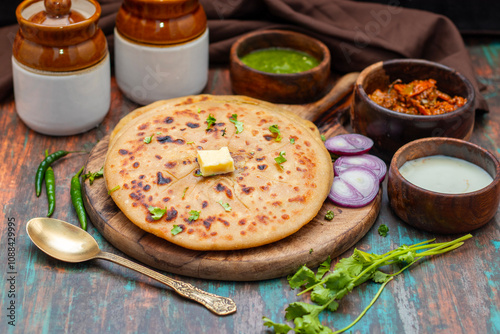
(372, 270, 391, 283)
(148, 206, 166, 220)
(144, 134, 154, 144)
(83, 166, 104, 185)
(171, 225, 183, 236)
(323, 269, 353, 292)
(310, 285, 338, 311)
(206, 114, 216, 130)
(218, 200, 231, 212)
(288, 265, 318, 289)
(188, 210, 200, 221)
(290, 137, 295, 144)
(316, 257, 332, 280)
(222, 128, 226, 136)
(262, 317, 292, 334)
(320, 134, 326, 141)
(275, 151, 287, 169)
(229, 114, 244, 134)
(269, 124, 282, 142)
(324, 210, 334, 221)
(285, 302, 323, 321)
(378, 224, 389, 237)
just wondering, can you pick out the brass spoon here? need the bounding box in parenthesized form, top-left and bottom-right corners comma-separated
(26, 217, 237, 316)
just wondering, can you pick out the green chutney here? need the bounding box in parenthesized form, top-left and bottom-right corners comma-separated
(240, 48, 320, 74)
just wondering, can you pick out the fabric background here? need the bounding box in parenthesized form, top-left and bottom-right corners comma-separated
(0, 0, 488, 112)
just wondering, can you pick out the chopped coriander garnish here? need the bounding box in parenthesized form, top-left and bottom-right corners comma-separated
(148, 206, 166, 220)
(83, 166, 104, 185)
(290, 137, 295, 144)
(378, 224, 389, 237)
(188, 210, 200, 221)
(222, 128, 227, 136)
(274, 151, 287, 169)
(171, 225, 183, 236)
(309, 248, 314, 254)
(320, 134, 326, 141)
(107, 185, 120, 194)
(197, 107, 202, 113)
(229, 114, 244, 134)
(206, 114, 216, 130)
(269, 124, 282, 142)
(194, 169, 203, 176)
(182, 187, 189, 199)
(156, 132, 162, 135)
(218, 200, 232, 212)
(186, 141, 194, 144)
(325, 210, 335, 220)
(144, 134, 154, 144)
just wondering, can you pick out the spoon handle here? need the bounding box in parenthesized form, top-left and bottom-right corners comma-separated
(96, 251, 237, 315)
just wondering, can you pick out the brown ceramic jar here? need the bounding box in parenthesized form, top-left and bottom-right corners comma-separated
(12, 0, 111, 136)
(114, 0, 209, 105)
(13, 0, 108, 72)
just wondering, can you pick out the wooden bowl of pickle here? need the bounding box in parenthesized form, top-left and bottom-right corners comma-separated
(350, 59, 476, 162)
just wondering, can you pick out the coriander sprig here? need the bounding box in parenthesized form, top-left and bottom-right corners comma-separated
(263, 234, 472, 333)
(229, 114, 244, 134)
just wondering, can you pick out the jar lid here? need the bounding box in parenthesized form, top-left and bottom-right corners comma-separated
(116, 0, 207, 45)
(28, 0, 86, 26)
(13, 0, 108, 72)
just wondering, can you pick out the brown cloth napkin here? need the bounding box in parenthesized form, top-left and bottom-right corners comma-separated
(1, 0, 488, 112)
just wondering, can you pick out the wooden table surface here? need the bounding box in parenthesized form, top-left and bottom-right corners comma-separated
(2, 36, 500, 334)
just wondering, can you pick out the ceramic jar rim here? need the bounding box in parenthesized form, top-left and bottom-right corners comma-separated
(356, 58, 476, 121)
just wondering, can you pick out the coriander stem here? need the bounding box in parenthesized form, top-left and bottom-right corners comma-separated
(332, 277, 394, 334)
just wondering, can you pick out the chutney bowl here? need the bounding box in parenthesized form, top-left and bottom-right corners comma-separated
(387, 137, 500, 234)
(230, 29, 331, 104)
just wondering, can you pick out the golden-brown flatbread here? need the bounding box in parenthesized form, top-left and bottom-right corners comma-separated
(104, 95, 333, 251)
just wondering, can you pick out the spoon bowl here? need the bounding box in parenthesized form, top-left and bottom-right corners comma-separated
(26, 217, 237, 315)
(27, 217, 100, 262)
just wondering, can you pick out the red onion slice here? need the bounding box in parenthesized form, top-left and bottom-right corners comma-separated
(334, 154, 387, 182)
(328, 167, 379, 208)
(324, 134, 373, 156)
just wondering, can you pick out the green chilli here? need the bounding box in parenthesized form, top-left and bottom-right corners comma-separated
(44, 150, 56, 217)
(71, 166, 87, 230)
(35, 150, 70, 197)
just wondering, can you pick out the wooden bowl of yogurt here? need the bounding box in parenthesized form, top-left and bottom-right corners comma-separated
(387, 137, 500, 234)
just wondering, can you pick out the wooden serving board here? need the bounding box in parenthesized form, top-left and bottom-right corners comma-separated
(82, 73, 382, 281)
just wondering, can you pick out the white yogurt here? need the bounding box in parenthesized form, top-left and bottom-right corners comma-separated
(399, 155, 493, 194)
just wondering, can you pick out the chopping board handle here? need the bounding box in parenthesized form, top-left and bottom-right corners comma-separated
(279, 72, 359, 122)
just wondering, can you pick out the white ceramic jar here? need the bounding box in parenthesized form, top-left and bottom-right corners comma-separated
(12, 0, 110, 136)
(114, 0, 209, 105)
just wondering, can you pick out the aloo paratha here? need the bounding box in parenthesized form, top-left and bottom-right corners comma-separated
(104, 95, 333, 250)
